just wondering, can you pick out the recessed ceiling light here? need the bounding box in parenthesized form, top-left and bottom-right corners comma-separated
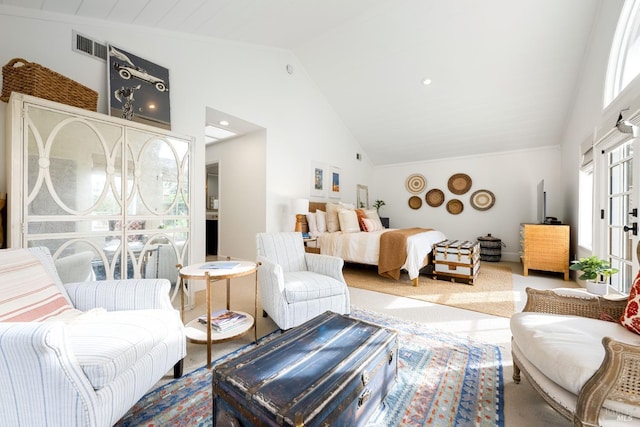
(219, 120, 229, 126)
(422, 78, 432, 86)
(205, 125, 237, 140)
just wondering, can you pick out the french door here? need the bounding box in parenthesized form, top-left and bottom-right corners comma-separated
(595, 135, 640, 294)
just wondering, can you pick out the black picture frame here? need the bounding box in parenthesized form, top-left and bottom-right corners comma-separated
(107, 45, 171, 129)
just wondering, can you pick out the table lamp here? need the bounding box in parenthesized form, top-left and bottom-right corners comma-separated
(291, 198, 309, 232)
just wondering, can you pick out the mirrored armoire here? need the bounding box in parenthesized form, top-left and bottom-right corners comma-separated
(6, 93, 193, 302)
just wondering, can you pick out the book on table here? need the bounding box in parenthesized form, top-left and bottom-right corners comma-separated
(198, 309, 247, 332)
(199, 261, 241, 270)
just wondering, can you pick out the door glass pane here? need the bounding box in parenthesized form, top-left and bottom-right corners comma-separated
(608, 141, 634, 293)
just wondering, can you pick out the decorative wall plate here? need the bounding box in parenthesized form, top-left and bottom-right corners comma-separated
(470, 189, 495, 211)
(406, 174, 427, 194)
(426, 189, 445, 207)
(446, 199, 464, 215)
(408, 196, 422, 209)
(448, 173, 472, 195)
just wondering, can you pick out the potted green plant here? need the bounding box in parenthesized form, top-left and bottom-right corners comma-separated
(569, 256, 618, 295)
(373, 199, 386, 214)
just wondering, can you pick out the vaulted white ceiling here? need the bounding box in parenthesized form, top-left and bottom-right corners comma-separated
(2, 0, 604, 165)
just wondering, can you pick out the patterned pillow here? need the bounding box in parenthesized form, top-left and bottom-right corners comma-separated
(363, 209, 384, 230)
(620, 270, 640, 334)
(0, 249, 78, 322)
(362, 218, 383, 232)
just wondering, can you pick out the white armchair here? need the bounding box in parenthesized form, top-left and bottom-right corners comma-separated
(0, 247, 186, 427)
(256, 232, 350, 330)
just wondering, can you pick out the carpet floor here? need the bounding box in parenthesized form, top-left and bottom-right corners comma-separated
(116, 307, 504, 427)
(343, 263, 515, 318)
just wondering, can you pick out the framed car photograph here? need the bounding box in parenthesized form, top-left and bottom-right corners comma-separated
(107, 44, 171, 129)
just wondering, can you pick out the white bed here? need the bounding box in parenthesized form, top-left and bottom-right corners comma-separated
(306, 201, 446, 285)
(316, 228, 447, 282)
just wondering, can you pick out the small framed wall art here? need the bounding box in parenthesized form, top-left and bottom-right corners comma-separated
(310, 162, 327, 198)
(330, 166, 341, 198)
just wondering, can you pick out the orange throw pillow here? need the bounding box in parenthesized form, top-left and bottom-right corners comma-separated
(354, 209, 367, 231)
(620, 270, 640, 334)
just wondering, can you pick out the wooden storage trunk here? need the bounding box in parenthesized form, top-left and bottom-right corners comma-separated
(212, 311, 398, 427)
(1, 58, 98, 111)
(433, 239, 480, 285)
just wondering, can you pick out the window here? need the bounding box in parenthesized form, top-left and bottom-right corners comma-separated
(605, 0, 640, 106)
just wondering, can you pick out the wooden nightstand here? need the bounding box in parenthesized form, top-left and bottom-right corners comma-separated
(303, 237, 320, 254)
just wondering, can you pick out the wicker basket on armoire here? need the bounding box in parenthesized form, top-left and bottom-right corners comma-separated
(1, 58, 98, 111)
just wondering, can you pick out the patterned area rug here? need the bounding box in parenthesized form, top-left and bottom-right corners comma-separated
(116, 307, 504, 427)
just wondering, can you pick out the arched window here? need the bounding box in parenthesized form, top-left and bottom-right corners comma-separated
(605, 0, 640, 106)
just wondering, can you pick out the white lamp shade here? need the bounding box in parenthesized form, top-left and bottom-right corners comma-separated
(291, 198, 309, 215)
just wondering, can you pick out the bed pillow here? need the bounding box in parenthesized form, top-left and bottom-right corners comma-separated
(355, 209, 367, 231)
(315, 210, 327, 233)
(620, 270, 640, 334)
(339, 202, 355, 210)
(306, 213, 319, 236)
(338, 209, 360, 233)
(364, 209, 384, 230)
(362, 218, 383, 232)
(326, 203, 341, 232)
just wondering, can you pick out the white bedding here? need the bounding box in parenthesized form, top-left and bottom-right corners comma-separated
(317, 228, 447, 280)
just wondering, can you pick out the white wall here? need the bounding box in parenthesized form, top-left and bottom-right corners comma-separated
(372, 146, 563, 262)
(560, 1, 624, 261)
(0, 7, 371, 261)
(206, 130, 266, 261)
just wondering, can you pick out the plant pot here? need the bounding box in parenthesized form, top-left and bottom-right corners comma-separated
(586, 280, 608, 295)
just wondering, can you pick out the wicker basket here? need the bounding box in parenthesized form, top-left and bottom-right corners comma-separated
(477, 234, 504, 262)
(0, 58, 98, 111)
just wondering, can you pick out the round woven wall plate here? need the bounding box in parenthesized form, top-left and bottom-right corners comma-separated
(408, 196, 422, 209)
(426, 189, 445, 207)
(446, 199, 464, 215)
(470, 189, 495, 211)
(406, 174, 427, 194)
(447, 173, 472, 195)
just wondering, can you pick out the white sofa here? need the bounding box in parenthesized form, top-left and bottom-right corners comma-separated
(511, 287, 640, 426)
(0, 247, 186, 427)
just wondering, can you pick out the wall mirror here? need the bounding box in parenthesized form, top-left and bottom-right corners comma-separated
(357, 184, 369, 209)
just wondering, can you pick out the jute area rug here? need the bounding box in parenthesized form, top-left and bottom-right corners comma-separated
(115, 307, 504, 427)
(343, 263, 515, 318)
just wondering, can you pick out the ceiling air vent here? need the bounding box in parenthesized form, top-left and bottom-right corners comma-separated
(72, 30, 107, 61)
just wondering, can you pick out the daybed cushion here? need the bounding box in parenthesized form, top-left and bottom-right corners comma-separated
(67, 309, 183, 388)
(511, 312, 640, 395)
(283, 272, 347, 303)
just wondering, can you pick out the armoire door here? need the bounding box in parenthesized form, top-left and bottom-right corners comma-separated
(6, 93, 193, 301)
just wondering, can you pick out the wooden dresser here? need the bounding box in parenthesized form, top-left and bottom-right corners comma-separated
(520, 223, 570, 280)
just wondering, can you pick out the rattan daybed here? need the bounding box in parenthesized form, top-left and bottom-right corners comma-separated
(510, 287, 640, 426)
